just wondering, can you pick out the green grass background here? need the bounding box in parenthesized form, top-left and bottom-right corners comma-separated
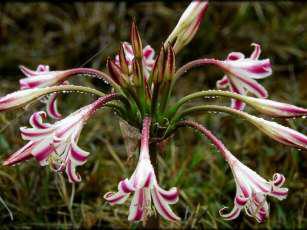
(0, 2, 306, 229)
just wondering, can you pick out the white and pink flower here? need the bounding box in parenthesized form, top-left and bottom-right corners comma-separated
(104, 117, 180, 222)
(3, 93, 118, 183)
(243, 96, 307, 118)
(220, 153, 288, 223)
(216, 43, 272, 110)
(19, 65, 106, 119)
(115, 42, 155, 79)
(179, 120, 288, 223)
(165, 0, 209, 53)
(246, 114, 307, 150)
(0, 87, 51, 112)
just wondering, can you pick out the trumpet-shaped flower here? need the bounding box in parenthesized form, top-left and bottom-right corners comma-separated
(243, 96, 307, 118)
(219, 152, 288, 223)
(19, 65, 105, 119)
(165, 0, 208, 53)
(115, 42, 155, 79)
(4, 93, 118, 183)
(216, 43, 271, 110)
(104, 117, 180, 222)
(179, 120, 288, 223)
(0, 88, 52, 112)
(245, 115, 307, 150)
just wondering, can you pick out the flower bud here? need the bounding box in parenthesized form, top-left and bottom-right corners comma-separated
(130, 21, 143, 59)
(151, 46, 165, 84)
(107, 58, 127, 86)
(0, 88, 50, 112)
(132, 58, 143, 86)
(165, 0, 208, 53)
(164, 46, 175, 80)
(246, 114, 307, 150)
(119, 43, 130, 75)
(245, 97, 307, 118)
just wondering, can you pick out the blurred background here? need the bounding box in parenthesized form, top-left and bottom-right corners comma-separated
(0, 1, 306, 229)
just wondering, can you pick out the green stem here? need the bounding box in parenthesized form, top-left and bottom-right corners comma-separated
(179, 105, 248, 120)
(167, 90, 249, 118)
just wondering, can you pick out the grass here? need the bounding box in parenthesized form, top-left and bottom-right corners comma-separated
(0, 2, 306, 229)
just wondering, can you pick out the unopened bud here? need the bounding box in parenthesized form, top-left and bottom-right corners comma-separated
(107, 58, 127, 86)
(151, 46, 166, 85)
(132, 58, 143, 85)
(165, 1, 208, 53)
(119, 43, 130, 75)
(130, 21, 143, 58)
(164, 46, 175, 80)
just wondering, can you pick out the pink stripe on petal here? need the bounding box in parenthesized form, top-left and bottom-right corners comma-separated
(229, 83, 246, 110)
(227, 52, 245, 61)
(158, 187, 179, 203)
(119, 179, 134, 193)
(70, 138, 89, 164)
(152, 187, 180, 221)
(271, 187, 288, 198)
(144, 173, 152, 188)
(245, 62, 271, 74)
(20, 127, 52, 139)
(235, 196, 248, 206)
(235, 75, 268, 98)
(219, 206, 241, 220)
(104, 191, 129, 205)
(46, 94, 62, 120)
(273, 173, 285, 187)
(143, 47, 153, 59)
(217, 76, 229, 88)
(66, 160, 81, 183)
(33, 143, 53, 162)
(3, 141, 35, 166)
(130, 189, 144, 221)
(30, 112, 49, 129)
(123, 42, 134, 55)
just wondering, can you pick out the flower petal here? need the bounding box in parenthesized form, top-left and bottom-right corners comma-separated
(230, 73, 268, 98)
(29, 111, 50, 129)
(65, 159, 81, 183)
(31, 138, 54, 165)
(104, 191, 130, 205)
(128, 189, 145, 221)
(250, 43, 261, 60)
(151, 186, 180, 222)
(46, 93, 62, 120)
(216, 75, 229, 89)
(3, 141, 35, 166)
(69, 134, 89, 165)
(219, 205, 242, 220)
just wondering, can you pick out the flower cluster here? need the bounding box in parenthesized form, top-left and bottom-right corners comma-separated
(0, 0, 306, 226)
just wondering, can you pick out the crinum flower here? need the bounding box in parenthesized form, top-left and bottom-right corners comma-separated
(104, 117, 180, 222)
(19, 64, 111, 119)
(1, 0, 306, 226)
(4, 93, 119, 183)
(219, 154, 288, 223)
(216, 43, 271, 110)
(179, 120, 288, 222)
